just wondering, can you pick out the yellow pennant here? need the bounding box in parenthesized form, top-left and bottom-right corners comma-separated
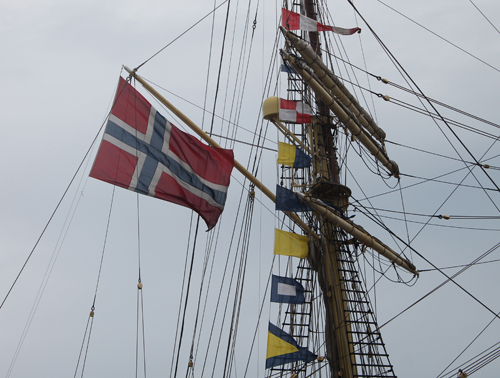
(274, 229, 309, 259)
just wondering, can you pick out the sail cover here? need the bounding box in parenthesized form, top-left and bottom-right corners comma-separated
(90, 77, 234, 230)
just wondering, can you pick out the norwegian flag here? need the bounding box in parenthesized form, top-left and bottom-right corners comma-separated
(90, 77, 234, 230)
(282, 8, 361, 35)
(279, 98, 313, 124)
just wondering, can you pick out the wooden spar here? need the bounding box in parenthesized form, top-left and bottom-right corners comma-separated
(297, 193, 419, 275)
(123, 66, 318, 238)
(273, 119, 312, 154)
(280, 51, 400, 178)
(280, 27, 387, 144)
(122, 66, 415, 273)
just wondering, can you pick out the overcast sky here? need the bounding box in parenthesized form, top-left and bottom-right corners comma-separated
(1, 0, 500, 377)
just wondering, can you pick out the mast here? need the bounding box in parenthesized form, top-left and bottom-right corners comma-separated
(301, 3, 351, 376)
(275, 2, 413, 377)
(124, 0, 417, 370)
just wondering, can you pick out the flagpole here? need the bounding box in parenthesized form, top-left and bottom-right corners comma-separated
(124, 66, 317, 238)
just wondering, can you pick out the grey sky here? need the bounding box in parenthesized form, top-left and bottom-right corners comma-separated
(1, 0, 500, 377)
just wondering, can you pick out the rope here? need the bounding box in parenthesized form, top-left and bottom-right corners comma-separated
(138, 77, 277, 147)
(73, 315, 91, 377)
(437, 313, 500, 377)
(0, 113, 109, 310)
(208, 0, 232, 135)
(374, 0, 500, 73)
(222, 195, 254, 378)
(73, 186, 117, 378)
(79, 317, 96, 378)
(349, 0, 500, 201)
(376, 241, 500, 332)
(419, 259, 500, 272)
(468, 0, 500, 35)
(172, 217, 201, 378)
(2, 75, 121, 377)
(6, 177, 98, 378)
(361, 200, 500, 323)
(169, 213, 195, 378)
(135, 285, 147, 378)
(200, 0, 219, 132)
(134, 1, 229, 71)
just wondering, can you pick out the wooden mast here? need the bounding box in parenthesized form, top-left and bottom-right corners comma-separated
(278, 1, 416, 376)
(299, 2, 357, 377)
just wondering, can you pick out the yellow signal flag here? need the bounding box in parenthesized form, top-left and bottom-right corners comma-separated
(277, 142, 311, 168)
(277, 142, 296, 167)
(274, 229, 309, 259)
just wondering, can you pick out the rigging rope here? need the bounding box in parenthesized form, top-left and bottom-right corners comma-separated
(348, 0, 500, 226)
(419, 258, 500, 272)
(208, 0, 232, 136)
(360, 200, 500, 322)
(350, 0, 500, 220)
(73, 186, 117, 378)
(312, 46, 500, 131)
(134, 1, 229, 71)
(377, 240, 500, 332)
(73, 316, 92, 378)
(139, 77, 276, 147)
(374, 0, 500, 74)
(169, 213, 196, 378)
(321, 59, 500, 141)
(439, 329, 500, 377)
(2, 75, 122, 378)
(200, 0, 219, 134)
(467, 0, 500, 35)
(172, 217, 201, 378)
(0, 114, 109, 310)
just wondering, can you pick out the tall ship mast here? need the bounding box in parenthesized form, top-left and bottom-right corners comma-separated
(262, 2, 416, 377)
(2, 1, 500, 377)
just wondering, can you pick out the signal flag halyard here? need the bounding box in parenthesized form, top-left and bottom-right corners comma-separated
(90, 77, 235, 230)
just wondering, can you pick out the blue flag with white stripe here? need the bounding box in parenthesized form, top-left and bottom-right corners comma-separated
(271, 275, 305, 304)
